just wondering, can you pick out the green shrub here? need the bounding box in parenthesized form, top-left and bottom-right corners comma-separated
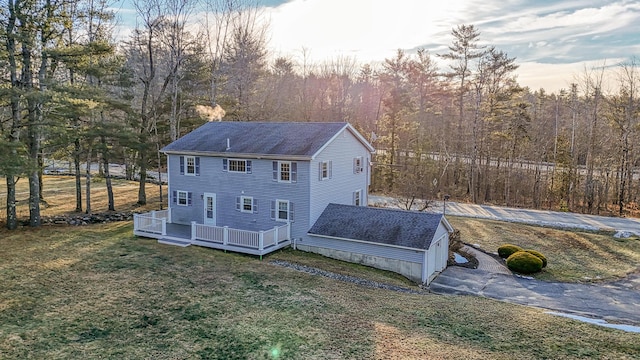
(524, 249, 547, 268)
(506, 251, 543, 274)
(497, 244, 523, 259)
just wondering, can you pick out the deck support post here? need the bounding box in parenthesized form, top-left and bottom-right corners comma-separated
(223, 226, 229, 246)
(167, 207, 172, 223)
(161, 218, 167, 236)
(273, 226, 278, 243)
(259, 231, 264, 251)
(191, 221, 196, 241)
(133, 214, 139, 232)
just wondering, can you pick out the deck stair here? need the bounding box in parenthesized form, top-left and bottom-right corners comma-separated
(158, 238, 191, 247)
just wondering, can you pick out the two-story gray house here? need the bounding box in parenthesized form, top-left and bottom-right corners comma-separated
(134, 121, 451, 284)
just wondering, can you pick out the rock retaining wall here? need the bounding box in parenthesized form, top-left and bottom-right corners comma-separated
(31, 211, 137, 226)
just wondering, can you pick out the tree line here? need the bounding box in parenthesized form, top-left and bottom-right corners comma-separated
(1, 0, 638, 230)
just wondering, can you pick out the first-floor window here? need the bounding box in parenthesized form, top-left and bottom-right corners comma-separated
(173, 190, 192, 206)
(271, 199, 294, 222)
(353, 189, 362, 206)
(242, 196, 253, 212)
(236, 196, 257, 213)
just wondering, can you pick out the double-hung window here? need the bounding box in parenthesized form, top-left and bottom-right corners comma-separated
(223, 159, 252, 174)
(353, 189, 362, 206)
(173, 190, 192, 206)
(272, 161, 297, 183)
(271, 199, 294, 222)
(353, 156, 364, 174)
(319, 160, 332, 180)
(236, 196, 258, 214)
(179, 156, 200, 176)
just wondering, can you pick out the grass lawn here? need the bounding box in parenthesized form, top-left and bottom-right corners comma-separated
(448, 216, 640, 282)
(1, 223, 639, 359)
(0, 175, 164, 223)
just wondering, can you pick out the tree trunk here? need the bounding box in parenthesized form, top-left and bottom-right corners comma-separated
(5, 2, 20, 229)
(38, 153, 44, 201)
(85, 147, 92, 214)
(101, 135, 115, 211)
(74, 136, 83, 212)
(6, 177, 18, 230)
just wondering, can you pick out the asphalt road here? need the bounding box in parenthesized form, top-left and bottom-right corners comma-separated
(369, 195, 640, 235)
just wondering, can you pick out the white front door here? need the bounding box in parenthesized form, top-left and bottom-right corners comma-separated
(203, 193, 216, 226)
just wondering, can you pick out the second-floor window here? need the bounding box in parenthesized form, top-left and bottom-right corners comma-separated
(353, 156, 364, 174)
(319, 160, 332, 180)
(272, 161, 297, 183)
(180, 156, 200, 176)
(223, 159, 252, 174)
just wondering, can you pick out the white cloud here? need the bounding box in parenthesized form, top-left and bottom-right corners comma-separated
(517, 59, 623, 93)
(264, 0, 473, 63)
(112, 0, 640, 93)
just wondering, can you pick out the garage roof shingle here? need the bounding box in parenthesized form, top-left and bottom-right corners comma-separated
(308, 204, 446, 250)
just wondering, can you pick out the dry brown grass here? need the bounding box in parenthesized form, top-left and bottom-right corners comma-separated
(0, 175, 165, 223)
(1, 178, 639, 357)
(0, 223, 639, 359)
(448, 216, 640, 282)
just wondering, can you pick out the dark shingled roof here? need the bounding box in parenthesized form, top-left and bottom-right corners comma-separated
(161, 121, 355, 157)
(308, 204, 446, 250)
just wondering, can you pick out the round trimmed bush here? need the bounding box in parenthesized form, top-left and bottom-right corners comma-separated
(498, 244, 523, 259)
(506, 251, 543, 274)
(524, 249, 547, 268)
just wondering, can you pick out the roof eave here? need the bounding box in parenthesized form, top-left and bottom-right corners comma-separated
(161, 150, 312, 161)
(306, 232, 430, 252)
(441, 216, 455, 233)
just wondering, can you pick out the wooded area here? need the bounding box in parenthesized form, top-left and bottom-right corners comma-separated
(1, 0, 638, 230)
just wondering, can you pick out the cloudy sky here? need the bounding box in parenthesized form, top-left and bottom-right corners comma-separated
(115, 0, 640, 93)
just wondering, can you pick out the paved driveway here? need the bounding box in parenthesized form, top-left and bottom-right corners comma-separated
(429, 266, 640, 326)
(369, 195, 640, 234)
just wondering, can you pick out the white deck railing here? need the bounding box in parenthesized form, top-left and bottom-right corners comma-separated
(192, 222, 290, 250)
(153, 209, 171, 221)
(133, 213, 167, 235)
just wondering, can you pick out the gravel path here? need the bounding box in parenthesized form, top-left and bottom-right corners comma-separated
(269, 260, 425, 295)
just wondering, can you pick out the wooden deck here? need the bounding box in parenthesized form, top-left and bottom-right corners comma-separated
(133, 211, 291, 257)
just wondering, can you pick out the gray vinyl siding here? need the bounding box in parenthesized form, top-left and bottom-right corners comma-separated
(309, 129, 372, 225)
(303, 235, 424, 263)
(167, 154, 311, 240)
(433, 222, 449, 244)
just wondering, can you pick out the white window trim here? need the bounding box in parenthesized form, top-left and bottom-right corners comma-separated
(241, 196, 254, 213)
(276, 199, 290, 222)
(354, 156, 363, 174)
(228, 159, 249, 173)
(185, 156, 197, 176)
(320, 160, 332, 180)
(353, 189, 362, 206)
(278, 161, 291, 183)
(177, 190, 189, 206)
